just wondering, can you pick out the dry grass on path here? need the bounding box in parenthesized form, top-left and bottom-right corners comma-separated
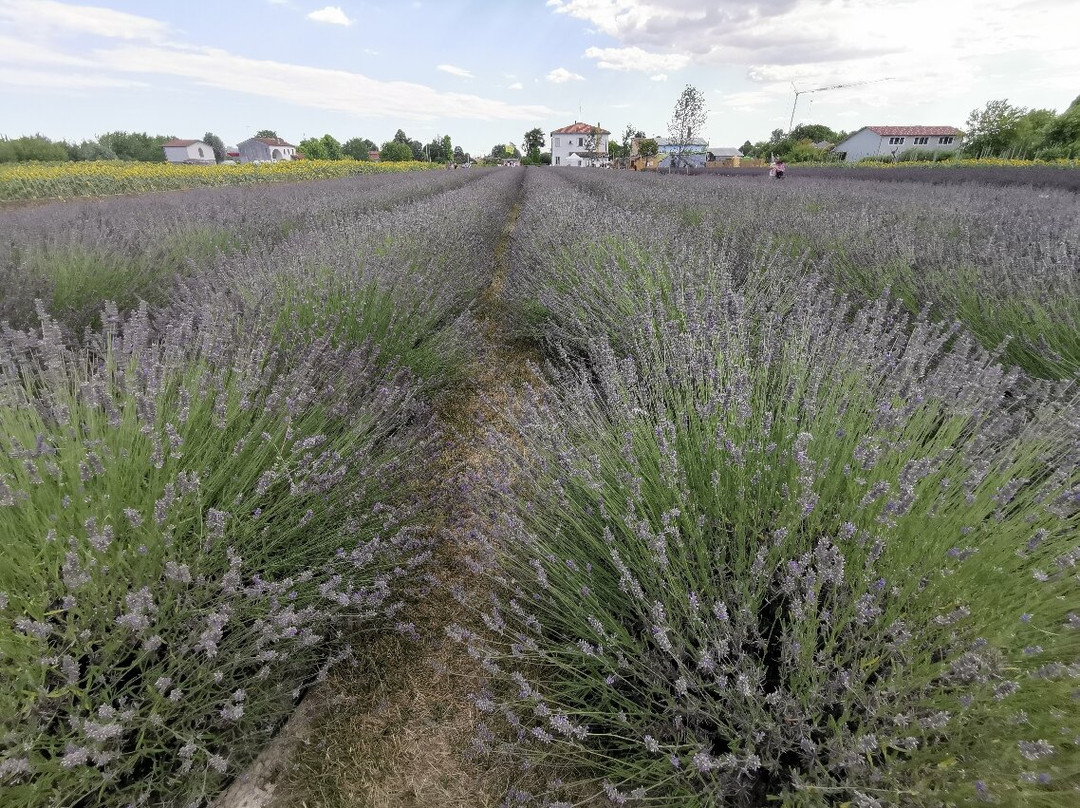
(270, 181, 537, 808)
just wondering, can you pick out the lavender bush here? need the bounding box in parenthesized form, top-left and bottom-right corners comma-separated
(460, 170, 1080, 805)
(168, 169, 520, 394)
(0, 299, 441, 805)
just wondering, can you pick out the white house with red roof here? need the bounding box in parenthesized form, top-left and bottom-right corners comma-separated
(834, 126, 963, 162)
(550, 122, 610, 166)
(161, 139, 215, 164)
(237, 136, 298, 163)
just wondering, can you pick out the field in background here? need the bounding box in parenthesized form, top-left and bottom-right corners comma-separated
(0, 158, 439, 202)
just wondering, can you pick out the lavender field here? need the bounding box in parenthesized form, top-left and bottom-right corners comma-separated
(1, 167, 1078, 807)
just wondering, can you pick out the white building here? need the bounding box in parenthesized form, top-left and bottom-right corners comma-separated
(833, 126, 963, 162)
(237, 137, 298, 163)
(550, 122, 610, 167)
(161, 139, 215, 164)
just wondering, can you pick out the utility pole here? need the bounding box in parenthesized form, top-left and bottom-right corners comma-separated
(789, 77, 895, 132)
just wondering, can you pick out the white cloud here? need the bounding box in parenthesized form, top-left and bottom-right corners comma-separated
(584, 46, 689, 73)
(437, 64, 474, 78)
(0, 34, 92, 67)
(548, 0, 1080, 111)
(547, 67, 584, 83)
(508, 81, 523, 90)
(306, 5, 352, 26)
(0, 0, 167, 40)
(0, 68, 146, 89)
(650, 73, 667, 81)
(92, 44, 557, 122)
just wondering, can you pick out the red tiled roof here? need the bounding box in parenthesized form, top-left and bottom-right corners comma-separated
(551, 122, 611, 135)
(162, 139, 201, 147)
(866, 126, 962, 137)
(253, 136, 295, 147)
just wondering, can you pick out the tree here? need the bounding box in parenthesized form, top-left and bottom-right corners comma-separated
(203, 132, 226, 163)
(667, 84, 707, 171)
(441, 135, 452, 163)
(342, 137, 376, 160)
(490, 143, 520, 160)
(1042, 96, 1080, 156)
(739, 140, 754, 157)
(66, 139, 116, 162)
(98, 131, 174, 162)
(963, 99, 1027, 157)
(789, 123, 840, 145)
(523, 127, 545, 153)
(637, 138, 659, 166)
(380, 140, 413, 161)
(298, 137, 328, 160)
(0, 134, 70, 163)
(255, 130, 279, 139)
(453, 145, 466, 164)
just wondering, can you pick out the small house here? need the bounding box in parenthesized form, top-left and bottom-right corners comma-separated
(551, 122, 610, 166)
(237, 136, 298, 163)
(707, 147, 742, 167)
(162, 139, 216, 164)
(833, 126, 962, 162)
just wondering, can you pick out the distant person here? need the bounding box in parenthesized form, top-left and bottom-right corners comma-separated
(775, 160, 786, 179)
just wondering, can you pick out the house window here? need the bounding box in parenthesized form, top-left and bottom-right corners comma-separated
(889, 137, 905, 145)
(938, 136, 954, 145)
(578, 138, 583, 146)
(555, 156, 560, 165)
(553, 138, 559, 147)
(198, 147, 204, 157)
(913, 137, 928, 145)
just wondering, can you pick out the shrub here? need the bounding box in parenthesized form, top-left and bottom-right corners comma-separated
(462, 285, 1080, 806)
(0, 301, 440, 805)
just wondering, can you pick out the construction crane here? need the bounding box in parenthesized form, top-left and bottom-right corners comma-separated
(788, 77, 894, 132)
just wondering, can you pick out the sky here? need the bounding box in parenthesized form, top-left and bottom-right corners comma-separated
(1, 0, 1078, 156)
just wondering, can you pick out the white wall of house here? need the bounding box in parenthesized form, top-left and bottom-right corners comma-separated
(163, 142, 214, 164)
(836, 128, 961, 162)
(237, 139, 297, 163)
(550, 130, 609, 166)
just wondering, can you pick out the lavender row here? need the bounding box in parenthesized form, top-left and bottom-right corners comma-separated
(549, 169, 1080, 380)
(0, 168, 490, 336)
(457, 168, 1080, 805)
(0, 169, 520, 805)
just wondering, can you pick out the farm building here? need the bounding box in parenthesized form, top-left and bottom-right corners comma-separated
(551, 122, 610, 166)
(237, 136, 298, 163)
(833, 126, 963, 162)
(707, 147, 742, 166)
(161, 139, 216, 164)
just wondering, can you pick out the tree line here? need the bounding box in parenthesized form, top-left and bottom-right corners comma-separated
(0, 128, 474, 164)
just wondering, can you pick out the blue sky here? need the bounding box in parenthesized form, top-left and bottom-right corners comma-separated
(1, 0, 1077, 156)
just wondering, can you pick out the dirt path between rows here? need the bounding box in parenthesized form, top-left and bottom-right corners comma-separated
(215, 170, 536, 808)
